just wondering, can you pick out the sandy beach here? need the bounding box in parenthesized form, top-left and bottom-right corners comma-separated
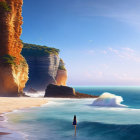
(0, 97, 48, 114)
(0, 97, 48, 136)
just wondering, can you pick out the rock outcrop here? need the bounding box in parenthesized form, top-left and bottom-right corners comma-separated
(56, 59, 67, 86)
(44, 84, 98, 98)
(44, 84, 76, 97)
(0, 0, 28, 96)
(56, 69, 67, 86)
(22, 43, 67, 91)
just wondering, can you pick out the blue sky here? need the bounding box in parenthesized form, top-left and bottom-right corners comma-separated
(21, 0, 140, 86)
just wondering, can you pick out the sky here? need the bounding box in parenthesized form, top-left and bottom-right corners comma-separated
(21, 0, 140, 86)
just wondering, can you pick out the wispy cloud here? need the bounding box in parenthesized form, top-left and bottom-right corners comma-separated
(73, 0, 140, 29)
(86, 49, 95, 55)
(114, 73, 140, 82)
(101, 50, 108, 54)
(85, 71, 104, 79)
(108, 47, 140, 62)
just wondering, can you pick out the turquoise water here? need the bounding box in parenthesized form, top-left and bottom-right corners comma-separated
(74, 86, 140, 108)
(4, 87, 140, 140)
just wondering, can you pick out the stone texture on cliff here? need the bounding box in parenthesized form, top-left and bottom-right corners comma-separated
(0, 0, 23, 63)
(22, 44, 67, 91)
(0, 59, 28, 96)
(56, 69, 67, 86)
(23, 54, 60, 90)
(55, 58, 67, 86)
(0, 0, 28, 96)
(44, 84, 76, 97)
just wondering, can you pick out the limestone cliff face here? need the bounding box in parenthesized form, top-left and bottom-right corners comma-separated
(22, 43, 67, 91)
(0, 0, 28, 96)
(23, 54, 60, 91)
(12, 57, 28, 94)
(0, 58, 28, 96)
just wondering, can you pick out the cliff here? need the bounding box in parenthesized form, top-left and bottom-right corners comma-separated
(22, 43, 67, 91)
(0, 0, 28, 96)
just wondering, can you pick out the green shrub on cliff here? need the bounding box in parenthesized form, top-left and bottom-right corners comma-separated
(59, 65, 66, 70)
(1, 55, 16, 65)
(58, 59, 66, 70)
(22, 43, 60, 56)
(0, 1, 11, 12)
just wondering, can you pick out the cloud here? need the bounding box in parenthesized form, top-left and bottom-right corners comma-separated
(86, 49, 95, 54)
(108, 47, 140, 62)
(114, 73, 140, 82)
(73, 0, 140, 29)
(102, 64, 109, 69)
(109, 48, 119, 54)
(85, 70, 140, 83)
(85, 71, 104, 79)
(101, 50, 108, 54)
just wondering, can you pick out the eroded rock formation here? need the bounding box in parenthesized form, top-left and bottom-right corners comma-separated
(44, 84, 76, 97)
(56, 69, 67, 86)
(0, 0, 28, 96)
(22, 43, 67, 91)
(56, 59, 67, 86)
(23, 54, 60, 90)
(44, 84, 98, 98)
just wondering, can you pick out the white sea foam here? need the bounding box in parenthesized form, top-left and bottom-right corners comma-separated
(25, 91, 44, 97)
(91, 92, 127, 107)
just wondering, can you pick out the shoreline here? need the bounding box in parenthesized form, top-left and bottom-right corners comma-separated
(0, 97, 48, 137)
(0, 96, 97, 138)
(0, 97, 48, 114)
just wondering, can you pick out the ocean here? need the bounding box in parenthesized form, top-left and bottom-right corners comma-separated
(1, 86, 140, 140)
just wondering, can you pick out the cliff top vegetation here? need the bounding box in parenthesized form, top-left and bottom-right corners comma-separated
(58, 59, 66, 70)
(22, 43, 60, 56)
(0, 1, 11, 12)
(0, 54, 16, 65)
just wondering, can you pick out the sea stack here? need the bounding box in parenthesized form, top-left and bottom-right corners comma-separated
(56, 59, 67, 86)
(0, 0, 28, 96)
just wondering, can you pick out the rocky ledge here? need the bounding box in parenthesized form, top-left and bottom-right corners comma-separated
(44, 84, 98, 98)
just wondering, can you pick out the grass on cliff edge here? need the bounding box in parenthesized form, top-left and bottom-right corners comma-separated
(0, 1, 11, 12)
(1, 55, 16, 65)
(22, 43, 60, 56)
(0, 54, 27, 66)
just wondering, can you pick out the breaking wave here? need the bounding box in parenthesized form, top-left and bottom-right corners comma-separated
(91, 92, 127, 107)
